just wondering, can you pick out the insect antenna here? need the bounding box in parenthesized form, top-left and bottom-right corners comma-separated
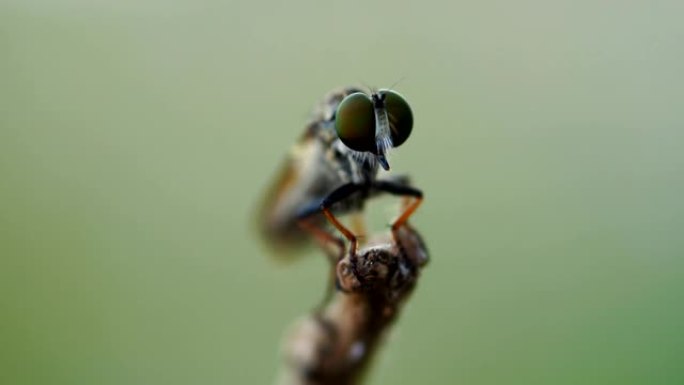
(388, 76, 407, 91)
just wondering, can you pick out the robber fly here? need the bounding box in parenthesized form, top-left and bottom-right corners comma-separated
(257, 86, 423, 259)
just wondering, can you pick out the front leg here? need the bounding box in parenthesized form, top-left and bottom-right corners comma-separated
(319, 183, 365, 253)
(372, 180, 424, 230)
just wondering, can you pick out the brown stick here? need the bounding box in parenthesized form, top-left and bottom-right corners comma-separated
(277, 223, 429, 385)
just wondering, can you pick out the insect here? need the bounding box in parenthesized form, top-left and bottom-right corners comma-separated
(257, 86, 423, 259)
(279, 219, 429, 385)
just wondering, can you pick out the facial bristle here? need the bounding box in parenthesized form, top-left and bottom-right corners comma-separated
(350, 150, 378, 167)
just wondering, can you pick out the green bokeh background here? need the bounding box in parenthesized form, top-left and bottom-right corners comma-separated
(2, 1, 683, 384)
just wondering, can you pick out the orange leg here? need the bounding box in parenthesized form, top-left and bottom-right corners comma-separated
(391, 196, 423, 230)
(371, 180, 423, 230)
(298, 218, 347, 310)
(298, 218, 345, 264)
(322, 207, 357, 254)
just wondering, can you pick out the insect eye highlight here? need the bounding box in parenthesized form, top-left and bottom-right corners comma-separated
(379, 89, 413, 148)
(334, 92, 377, 153)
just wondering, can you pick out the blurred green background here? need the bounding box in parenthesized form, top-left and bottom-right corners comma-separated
(2, 1, 683, 384)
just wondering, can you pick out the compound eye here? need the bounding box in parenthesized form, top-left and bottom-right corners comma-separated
(379, 89, 413, 147)
(335, 92, 376, 153)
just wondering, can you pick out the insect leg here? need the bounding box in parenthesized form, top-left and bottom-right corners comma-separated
(373, 181, 423, 230)
(297, 195, 359, 308)
(297, 218, 345, 264)
(295, 194, 355, 262)
(319, 183, 363, 253)
(379, 173, 411, 187)
(297, 218, 347, 310)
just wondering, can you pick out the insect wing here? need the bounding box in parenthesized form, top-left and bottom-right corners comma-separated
(256, 134, 336, 259)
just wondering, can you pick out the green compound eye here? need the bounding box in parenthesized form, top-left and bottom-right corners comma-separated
(379, 89, 413, 148)
(334, 92, 376, 153)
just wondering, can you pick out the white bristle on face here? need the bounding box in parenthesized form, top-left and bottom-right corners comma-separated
(350, 150, 378, 167)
